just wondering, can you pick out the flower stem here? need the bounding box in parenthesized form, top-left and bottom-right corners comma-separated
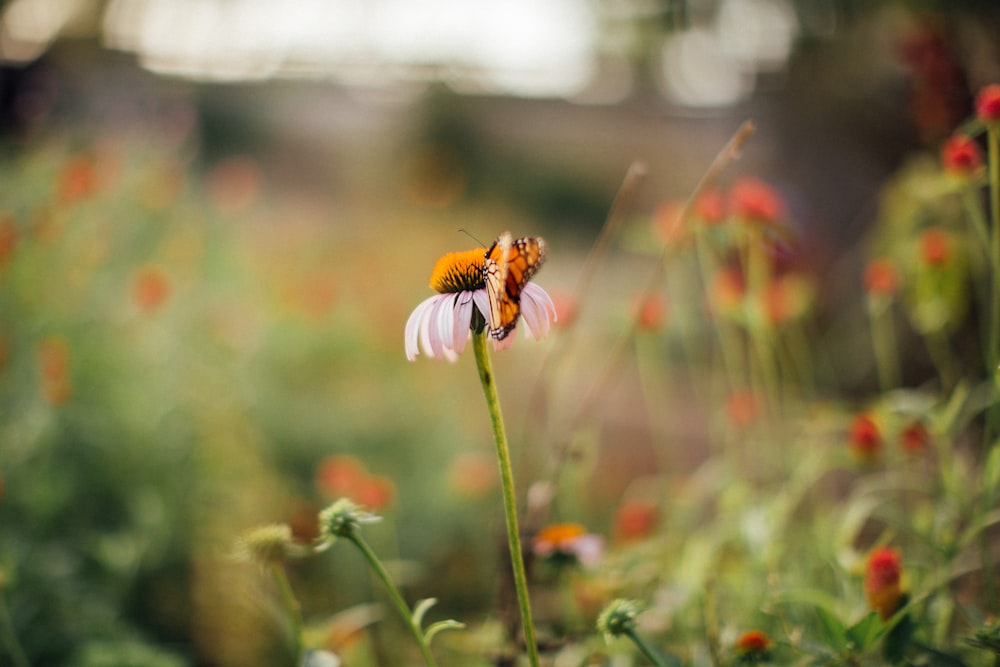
(625, 628, 670, 667)
(269, 562, 304, 667)
(346, 531, 439, 667)
(984, 123, 1000, 612)
(0, 592, 28, 667)
(472, 330, 541, 667)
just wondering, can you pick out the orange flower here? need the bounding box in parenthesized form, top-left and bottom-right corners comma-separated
(353, 474, 396, 512)
(613, 500, 659, 542)
(36, 336, 71, 405)
(941, 135, 983, 175)
(315, 455, 367, 500)
(849, 412, 881, 463)
(633, 292, 668, 331)
(729, 178, 784, 225)
(57, 156, 99, 204)
(533, 523, 604, 567)
(865, 546, 903, 620)
(864, 259, 899, 297)
(694, 189, 726, 224)
(735, 629, 772, 655)
(727, 390, 759, 428)
(132, 265, 172, 313)
(919, 228, 950, 267)
(975, 84, 1000, 124)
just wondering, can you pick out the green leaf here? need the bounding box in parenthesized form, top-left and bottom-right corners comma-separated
(815, 606, 849, 653)
(846, 612, 882, 652)
(424, 620, 466, 645)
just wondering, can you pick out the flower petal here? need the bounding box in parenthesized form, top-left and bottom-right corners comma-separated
(451, 292, 474, 356)
(520, 283, 556, 339)
(405, 295, 438, 361)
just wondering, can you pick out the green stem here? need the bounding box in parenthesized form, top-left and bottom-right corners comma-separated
(866, 295, 900, 392)
(625, 628, 670, 667)
(0, 593, 29, 667)
(269, 562, 305, 667)
(985, 124, 1000, 612)
(347, 532, 439, 667)
(472, 330, 541, 667)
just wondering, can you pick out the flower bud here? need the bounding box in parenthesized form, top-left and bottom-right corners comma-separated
(597, 598, 640, 639)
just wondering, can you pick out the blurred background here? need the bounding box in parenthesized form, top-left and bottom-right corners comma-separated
(1, 0, 999, 665)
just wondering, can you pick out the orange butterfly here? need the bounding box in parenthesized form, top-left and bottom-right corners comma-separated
(483, 231, 547, 340)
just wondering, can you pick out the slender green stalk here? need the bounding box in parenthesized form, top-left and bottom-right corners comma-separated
(269, 562, 305, 667)
(0, 593, 29, 667)
(346, 532, 439, 667)
(985, 124, 1000, 611)
(625, 629, 671, 667)
(472, 330, 541, 667)
(866, 295, 900, 392)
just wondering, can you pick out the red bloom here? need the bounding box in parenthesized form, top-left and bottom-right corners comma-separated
(695, 189, 726, 224)
(729, 178, 784, 224)
(864, 259, 899, 296)
(614, 500, 659, 542)
(919, 228, 950, 267)
(849, 413, 881, 462)
(633, 292, 668, 331)
(353, 475, 396, 511)
(900, 420, 929, 454)
(975, 84, 1000, 123)
(865, 546, 903, 620)
(315, 455, 366, 499)
(735, 629, 772, 655)
(132, 265, 172, 313)
(941, 135, 983, 175)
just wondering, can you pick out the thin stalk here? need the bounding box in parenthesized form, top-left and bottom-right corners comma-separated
(625, 628, 671, 667)
(0, 594, 28, 667)
(269, 563, 305, 667)
(866, 296, 900, 392)
(346, 532, 439, 667)
(472, 330, 541, 666)
(984, 124, 1000, 611)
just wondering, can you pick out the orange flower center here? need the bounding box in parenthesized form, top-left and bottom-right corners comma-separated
(429, 248, 486, 294)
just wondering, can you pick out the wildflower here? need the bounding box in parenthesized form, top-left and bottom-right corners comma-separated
(849, 412, 882, 463)
(613, 499, 659, 542)
(941, 135, 983, 175)
(352, 475, 396, 512)
(729, 177, 784, 225)
(633, 292, 668, 331)
(900, 420, 929, 454)
(36, 336, 71, 405)
(727, 390, 759, 428)
(318, 498, 381, 542)
(132, 265, 172, 313)
(597, 598, 640, 639)
(447, 451, 498, 499)
(735, 629, 772, 662)
(533, 522, 604, 568)
(919, 228, 951, 267)
(405, 243, 556, 361)
(975, 84, 1000, 124)
(864, 259, 900, 297)
(234, 523, 296, 564)
(315, 455, 367, 500)
(865, 546, 904, 620)
(694, 189, 726, 224)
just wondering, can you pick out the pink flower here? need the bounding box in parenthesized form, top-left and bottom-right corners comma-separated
(941, 135, 983, 175)
(975, 84, 1000, 124)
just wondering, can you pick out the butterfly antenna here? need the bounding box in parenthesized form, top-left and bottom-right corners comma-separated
(457, 228, 486, 246)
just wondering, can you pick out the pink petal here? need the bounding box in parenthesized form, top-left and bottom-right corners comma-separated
(405, 296, 437, 360)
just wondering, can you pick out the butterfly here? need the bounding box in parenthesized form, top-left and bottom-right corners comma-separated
(483, 231, 547, 340)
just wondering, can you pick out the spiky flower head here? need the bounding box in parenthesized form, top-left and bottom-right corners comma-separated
(235, 523, 296, 565)
(318, 498, 381, 541)
(597, 598, 641, 640)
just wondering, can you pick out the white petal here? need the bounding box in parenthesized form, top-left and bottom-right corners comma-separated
(405, 295, 438, 360)
(472, 289, 491, 325)
(451, 291, 474, 356)
(520, 283, 556, 339)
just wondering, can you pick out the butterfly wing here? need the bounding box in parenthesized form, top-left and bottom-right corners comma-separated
(484, 232, 546, 340)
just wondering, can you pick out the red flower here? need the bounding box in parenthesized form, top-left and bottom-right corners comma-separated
(633, 292, 668, 331)
(919, 228, 950, 267)
(729, 178, 784, 225)
(736, 629, 772, 655)
(132, 265, 172, 313)
(941, 135, 983, 175)
(865, 546, 903, 620)
(614, 500, 659, 542)
(975, 84, 1000, 124)
(900, 420, 929, 454)
(694, 189, 726, 224)
(864, 259, 899, 297)
(849, 413, 881, 463)
(315, 455, 366, 499)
